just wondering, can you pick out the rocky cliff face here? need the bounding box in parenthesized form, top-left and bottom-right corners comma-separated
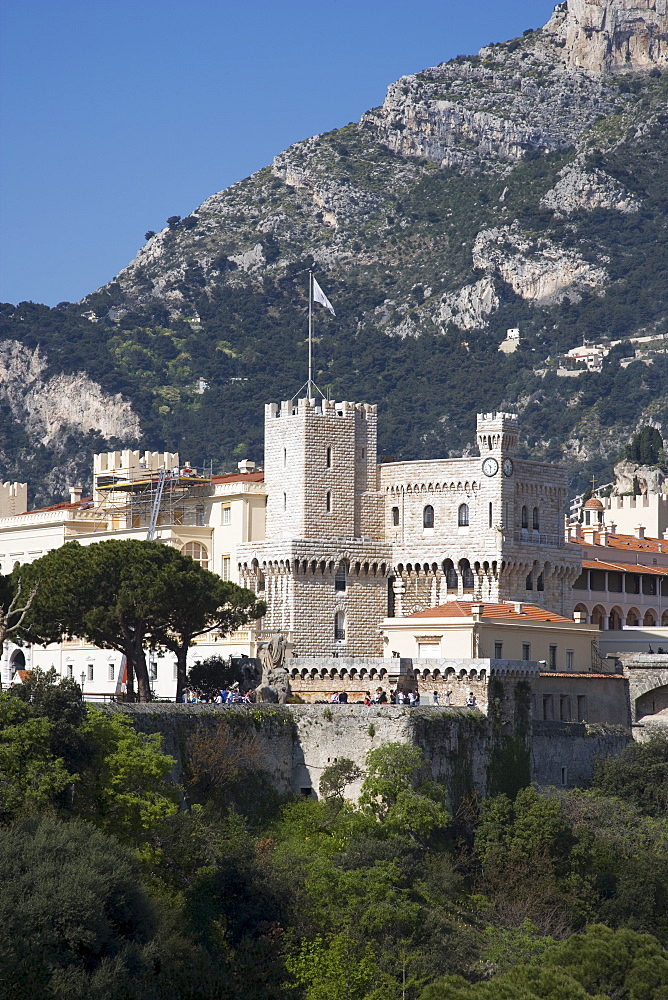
(544, 0, 668, 76)
(0, 341, 140, 447)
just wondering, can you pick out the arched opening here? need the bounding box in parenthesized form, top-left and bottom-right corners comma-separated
(591, 605, 606, 629)
(626, 607, 640, 626)
(423, 504, 434, 529)
(181, 541, 209, 570)
(662, 610, 668, 627)
(532, 507, 540, 531)
(460, 559, 474, 591)
(608, 607, 623, 631)
(392, 506, 399, 526)
(574, 602, 589, 622)
(10, 649, 25, 673)
(334, 611, 346, 642)
(443, 559, 457, 590)
(521, 505, 528, 529)
(643, 609, 657, 627)
(636, 684, 668, 720)
(458, 503, 469, 527)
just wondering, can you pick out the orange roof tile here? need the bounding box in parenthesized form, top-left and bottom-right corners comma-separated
(211, 471, 264, 484)
(405, 601, 575, 623)
(571, 533, 668, 554)
(582, 558, 668, 577)
(539, 672, 624, 679)
(20, 497, 93, 515)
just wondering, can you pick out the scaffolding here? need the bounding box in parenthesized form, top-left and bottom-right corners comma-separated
(87, 451, 213, 536)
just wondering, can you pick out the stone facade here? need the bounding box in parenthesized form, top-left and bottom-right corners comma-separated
(239, 401, 581, 657)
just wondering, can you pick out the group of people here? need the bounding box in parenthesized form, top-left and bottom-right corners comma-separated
(324, 687, 477, 708)
(182, 687, 256, 704)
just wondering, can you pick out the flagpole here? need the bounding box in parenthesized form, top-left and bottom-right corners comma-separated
(308, 269, 313, 397)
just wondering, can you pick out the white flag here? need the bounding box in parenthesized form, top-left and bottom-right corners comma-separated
(312, 276, 336, 316)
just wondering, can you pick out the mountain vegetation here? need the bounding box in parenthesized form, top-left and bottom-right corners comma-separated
(1, 669, 668, 999)
(3, 3, 668, 505)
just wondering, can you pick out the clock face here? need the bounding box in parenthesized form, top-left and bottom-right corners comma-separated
(503, 458, 514, 477)
(482, 457, 499, 477)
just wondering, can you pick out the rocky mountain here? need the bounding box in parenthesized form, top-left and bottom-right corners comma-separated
(2, 0, 668, 504)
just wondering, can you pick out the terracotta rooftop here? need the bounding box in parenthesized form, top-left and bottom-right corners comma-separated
(405, 601, 575, 623)
(211, 471, 264, 485)
(539, 672, 624, 679)
(582, 558, 668, 577)
(20, 497, 93, 515)
(583, 496, 604, 510)
(571, 532, 668, 554)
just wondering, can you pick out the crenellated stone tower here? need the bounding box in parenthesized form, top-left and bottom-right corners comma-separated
(238, 398, 391, 657)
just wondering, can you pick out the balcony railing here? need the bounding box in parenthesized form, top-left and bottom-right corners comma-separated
(334, 629, 346, 641)
(513, 530, 564, 548)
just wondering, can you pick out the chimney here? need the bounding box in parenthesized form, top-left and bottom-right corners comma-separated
(69, 486, 83, 504)
(513, 602, 524, 615)
(583, 526, 597, 544)
(238, 460, 256, 474)
(573, 611, 587, 624)
(635, 525, 646, 540)
(608, 522, 617, 535)
(599, 528, 608, 546)
(470, 603, 484, 621)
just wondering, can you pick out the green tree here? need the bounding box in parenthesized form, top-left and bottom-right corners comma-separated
(359, 743, 450, 841)
(625, 426, 665, 467)
(0, 816, 158, 1000)
(319, 757, 363, 803)
(148, 564, 264, 702)
(0, 694, 74, 822)
(592, 734, 668, 817)
(75, 708, 178, 848)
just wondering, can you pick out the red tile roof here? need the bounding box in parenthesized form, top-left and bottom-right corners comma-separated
(19, 497, 93, 515)
(211, 471, 264, 484)
(582, 558, 668, 577)
(405, 601, 575, 623)
(571, 532, 668, 554)
(539, 672, 624, 679)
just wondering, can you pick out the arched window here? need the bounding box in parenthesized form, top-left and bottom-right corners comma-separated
(460, 560, 474, 590)
(532, 507, 540, 531)
(423, 504, 434, 528)
(443, 559, 458, 590)
(334, 611, 346, 642)
(458, 503, 469, 527)
(626, 607, 640, 626)
(521, 505, 528, 529)
(181, 541, 209, 569)
(525, 572, 533, 591)
(335, 561, 347, 593)
(391, 506, 400, 526)
(536, 572, 544, 592)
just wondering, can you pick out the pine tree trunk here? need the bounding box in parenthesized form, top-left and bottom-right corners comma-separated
(175, 644, 189, 703)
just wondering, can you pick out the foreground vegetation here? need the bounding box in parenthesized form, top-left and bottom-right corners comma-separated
(1, 670, 668, 999)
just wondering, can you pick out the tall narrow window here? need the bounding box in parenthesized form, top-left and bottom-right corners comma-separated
(525, 573, 533, 591)
(87, 663, 94, 682)
(283, 447, 287, 467)
(532, 507, 540, 530)
(66, 664, 73, 679)
(108, 663, 115, 681)
(522, 643, 531, 661)
(423, 504, 434, 529)
(223, 505, 231, 525)
(566, 651, 574, 671)
(391, 506, 399, 526)
(335, 562, 347, 593)
(283, 493, 287, 511)
(521, 505, 528, 529)
(326, 491, 332, 513)
(221, 555, 231, 581)
(549, 645, 557, 670)
(326, 446, 332, 468)
(334, 611, 346, 641)
(489, 502, 493, 528)
(196, 505, 205, 526)
(494, 642, 503, 659)
(536, 572, 544, 592)
(458, 503, 469, 527)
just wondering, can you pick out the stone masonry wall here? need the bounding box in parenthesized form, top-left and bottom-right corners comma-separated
(531, 720, 631, 789)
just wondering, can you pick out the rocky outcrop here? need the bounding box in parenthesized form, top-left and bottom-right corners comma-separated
(543, 0, 668, 75)
(613, 458, 667, 494)
(472, 223, 607, 303)
(540, 158, 640, 214)
(0, 341, 140, 447)
(433, 276, 500, 331)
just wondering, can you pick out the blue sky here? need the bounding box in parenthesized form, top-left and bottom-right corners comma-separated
(0, 0, 556, 306)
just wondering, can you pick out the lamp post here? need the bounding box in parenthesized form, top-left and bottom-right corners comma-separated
(80, 671, 85, 700)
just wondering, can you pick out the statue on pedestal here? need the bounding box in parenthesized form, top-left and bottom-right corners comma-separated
(256, 633, 291, 703)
